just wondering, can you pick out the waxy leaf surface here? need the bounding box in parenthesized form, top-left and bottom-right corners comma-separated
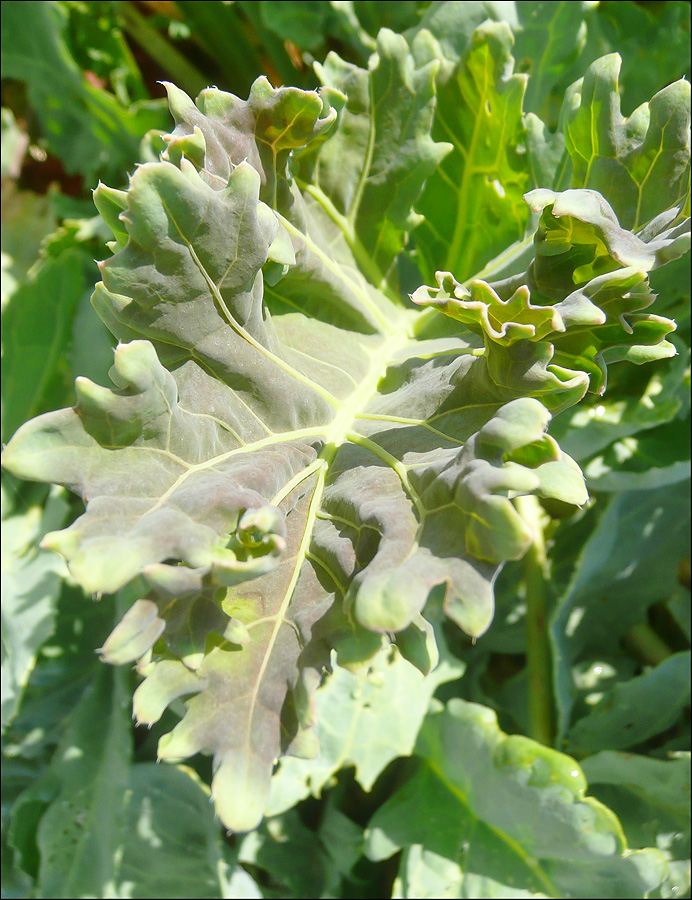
(2, 20, 689, 836)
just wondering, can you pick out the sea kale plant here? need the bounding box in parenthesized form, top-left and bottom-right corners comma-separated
(2, 3, 690, 896)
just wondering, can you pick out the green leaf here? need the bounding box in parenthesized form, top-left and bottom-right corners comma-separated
(267, 636, 462, 816)
(550, 483, 691, 742)
(561, 53, 691, 231)
(3, 580, 121, 895)
(405, 1, 518, 72)
(667, 587, 691, 644)
(67, 286, 118, 389)
(318, 800, 365, 881)
(392, 845, 549, 898)
(238, 808, 336, 899)
(1, 487, 68, 728)
(174, 0, 273, 98)
(114, 764, 261, 899)
(1, 184, 56, 310)
(366, 700, 670, 899)
(2, 31, 688, 837)
(407, 0, 597, 114)
(512, 2, 598, 115)
(566, 651, 691, 754)
(580, 414, 691, 491)
(2, 582, 119, 762)
(0, 0, 169, 182)
(354, 1, 429, 40)
(9, 662, 132, 899)
(581, 751, 691, 857)
(306, 28, 450, 283)
(412, 21, 534, 283)
(583, 750, 691, 898)
(6, 629, 262, 899)
(412, 10, 691, 287)
(257, 0, 328, 50)
(590, 1, 691, 115)
(1, 251, 86, 441)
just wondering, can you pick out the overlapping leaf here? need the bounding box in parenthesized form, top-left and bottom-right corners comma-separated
(582, 751, 691, 873)
(366, 700, 672, 898)
(413, 185, 682, 400)
(560, 53, 691, 231)
(411, 21, 535, 283)
(411, 12, 691, 289)
(2, 22, 688, 837)
(302, 28, 450, 284)
(1, 0, 169, 183)
(550, 482, 691, 743)
(1, 487, 68, 727)
(566, 651, 691, 755)
(267, 631, 463, 817)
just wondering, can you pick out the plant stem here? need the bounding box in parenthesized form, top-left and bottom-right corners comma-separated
(120, 2, 208, 98)
(623, 623, 672, 667)
(516, 495, 555, 747)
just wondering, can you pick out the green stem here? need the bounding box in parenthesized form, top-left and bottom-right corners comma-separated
(623, 623, 672, 667)
(516, 495, 554, 747)
(120, 3, 208, 98)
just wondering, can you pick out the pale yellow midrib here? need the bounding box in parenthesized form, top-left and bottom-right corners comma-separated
(241, 325, 416, 770)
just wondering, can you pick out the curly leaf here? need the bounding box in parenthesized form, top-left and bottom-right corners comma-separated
(340, 398, 587, 637)
(2, 48, 687, 834)
(561, 53, 691, 230)
(161, 76, 338, 211)
(412, 18, 691, 288)
(158, 79, 395, 335)
(414, 186, 680, 396)
(302, 28, 451, 282)
(2, 89, 583, 834)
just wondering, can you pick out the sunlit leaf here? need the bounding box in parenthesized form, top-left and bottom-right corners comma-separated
(366, 700, 670, 898)
(1, 10, 689, 844)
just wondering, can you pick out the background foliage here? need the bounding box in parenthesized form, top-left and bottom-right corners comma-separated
(1, 2, 690, 898)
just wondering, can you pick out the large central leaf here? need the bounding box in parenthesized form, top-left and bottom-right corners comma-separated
(2, 26, 687, 832)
